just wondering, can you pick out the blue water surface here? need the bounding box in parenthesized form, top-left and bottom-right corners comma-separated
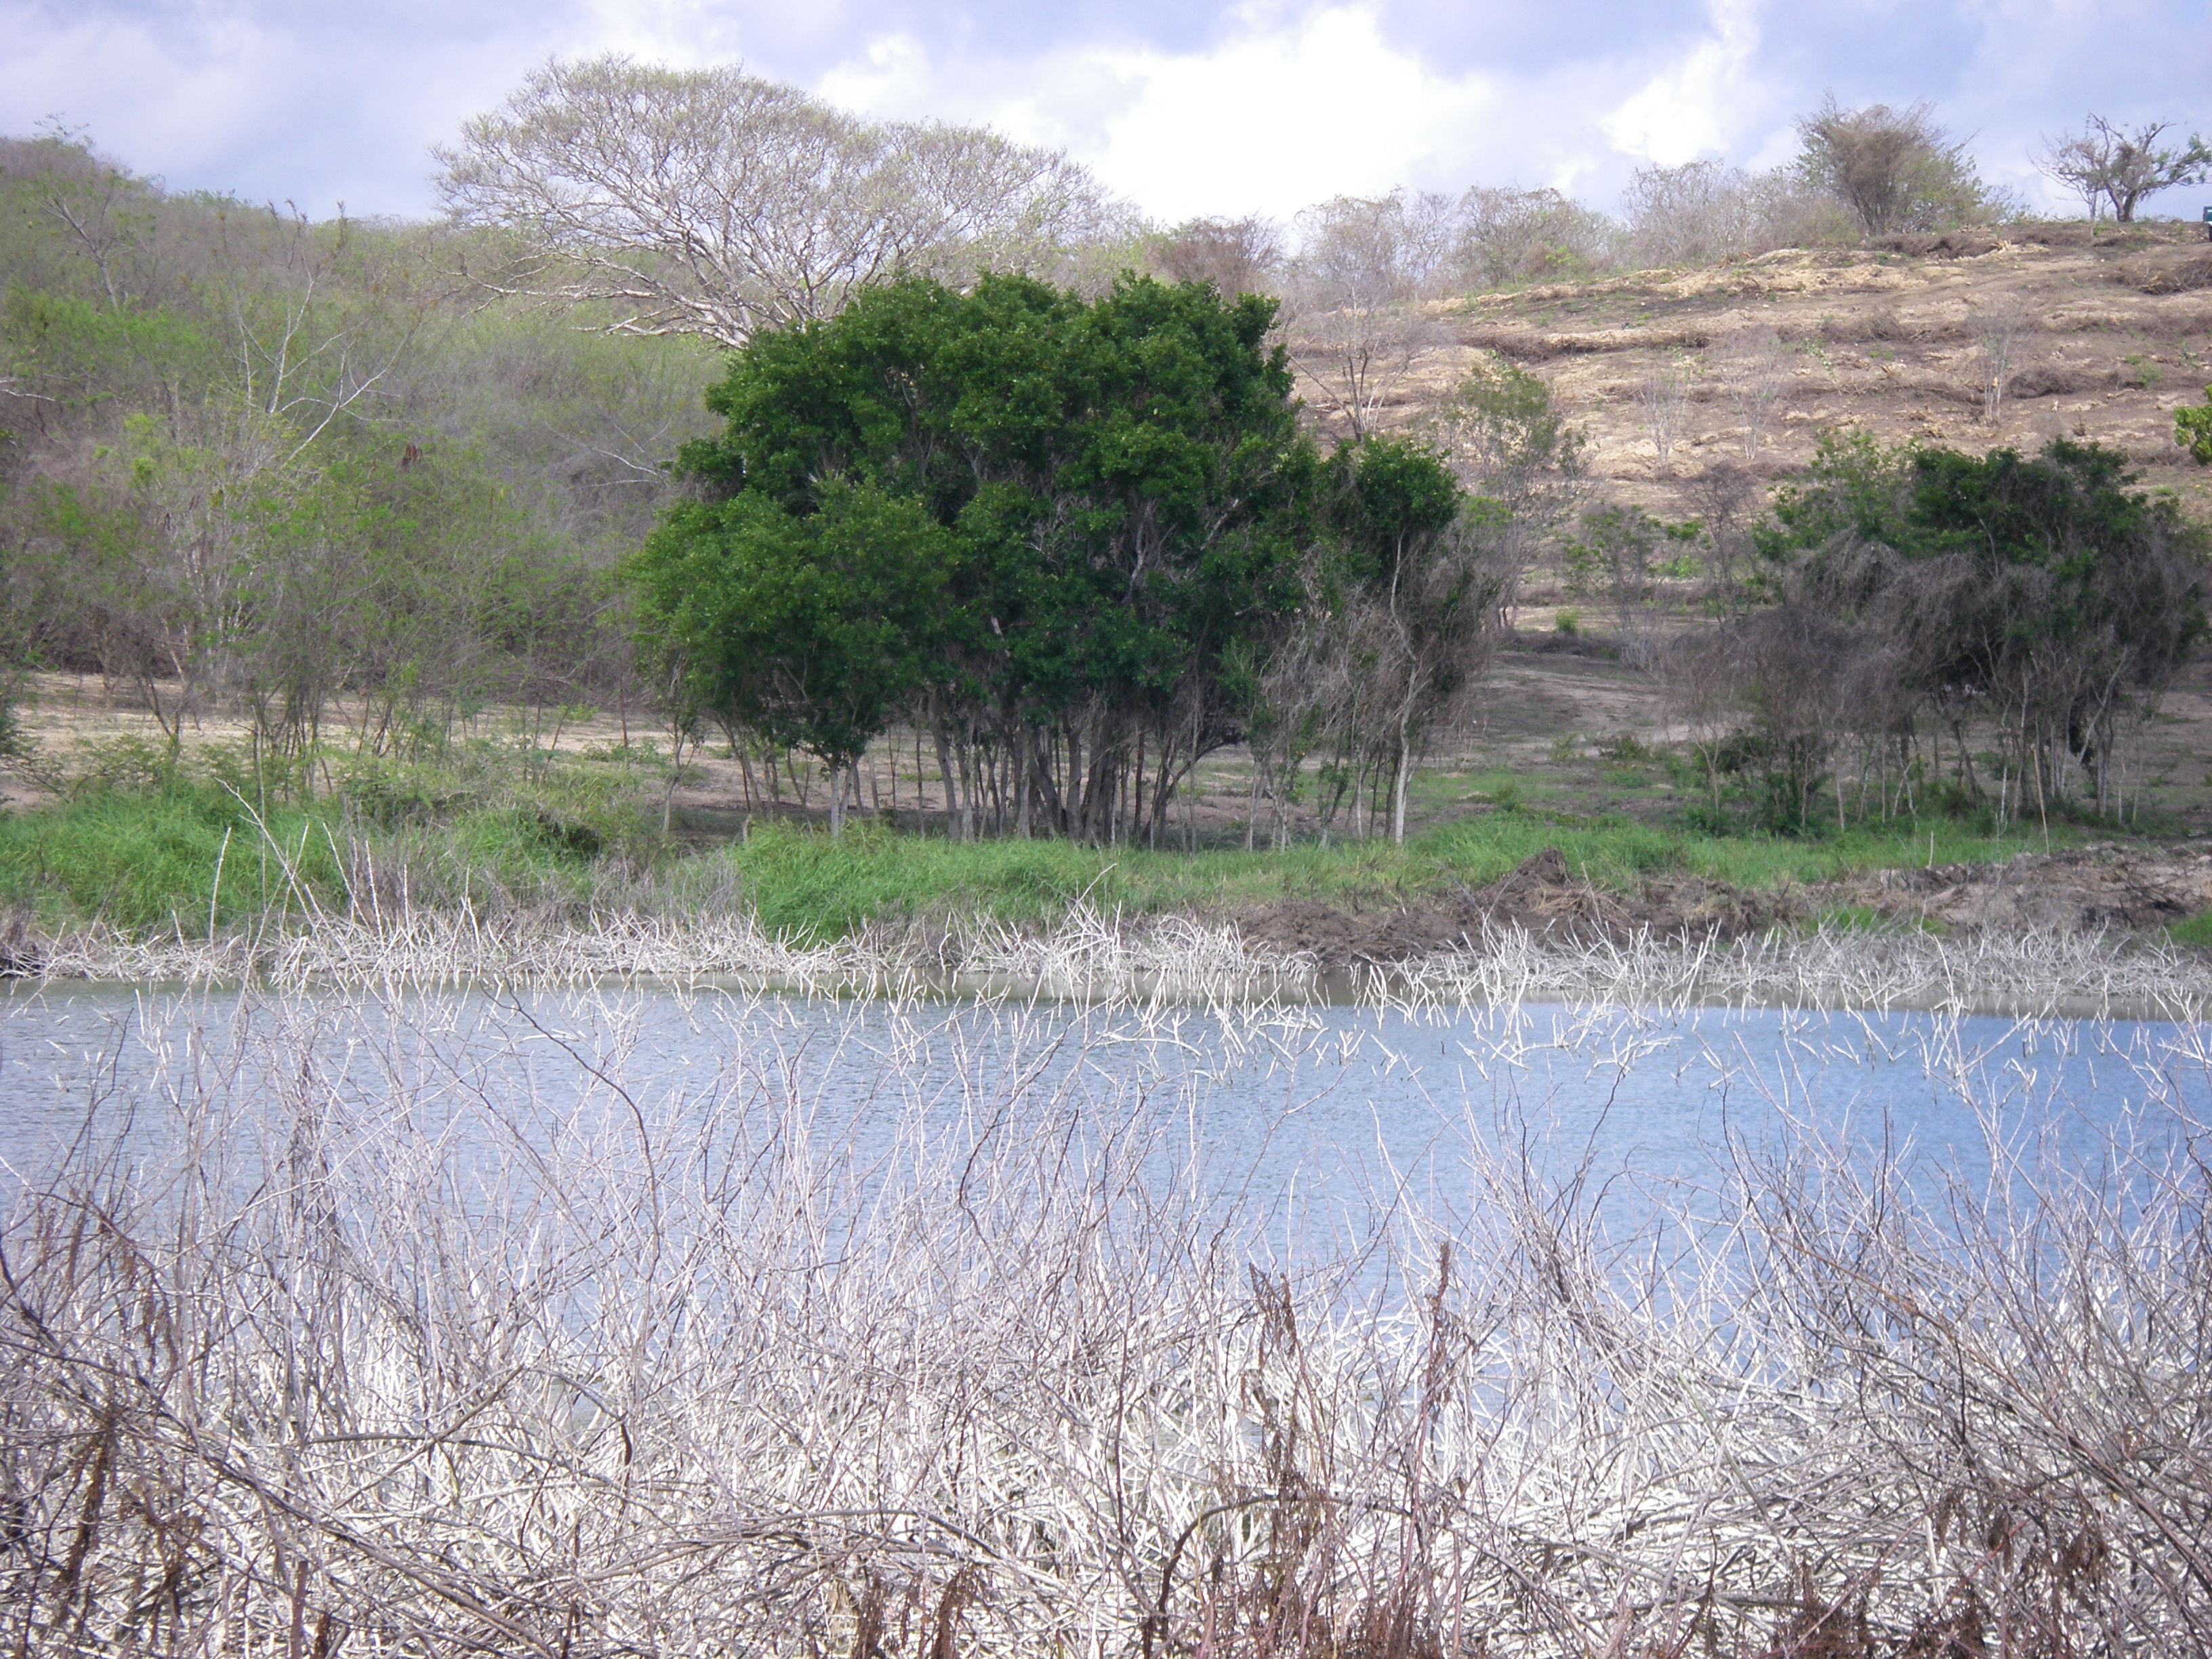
(5, 985, 2204, 1228)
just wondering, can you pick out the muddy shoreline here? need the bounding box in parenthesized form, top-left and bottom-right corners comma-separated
(7, 844, 2212, 1019)
(1226, 842, 2212, 966)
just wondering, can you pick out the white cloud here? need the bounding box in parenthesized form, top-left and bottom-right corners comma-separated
(0, 3, 298, 184)
(822, 4, 1532, 224)
(14, 0, 2198, 229)
(1067, 7, 1502, 222)
(1600, 0, 1767, 166)
(562, 0, 754, 68)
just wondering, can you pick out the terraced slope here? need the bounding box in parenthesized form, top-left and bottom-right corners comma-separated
(1334, 220, 2212, 518)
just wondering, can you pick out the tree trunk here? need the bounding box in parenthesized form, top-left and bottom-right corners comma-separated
(933, 723, 962, 841)
(1391, 717, 1412, 845)
(1131, 727, 1144, 846)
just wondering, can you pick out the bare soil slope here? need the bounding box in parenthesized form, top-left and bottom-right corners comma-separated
(1338, 221, 2212, 520)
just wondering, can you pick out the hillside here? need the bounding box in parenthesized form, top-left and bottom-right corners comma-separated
(1367, 219, 2212, 519)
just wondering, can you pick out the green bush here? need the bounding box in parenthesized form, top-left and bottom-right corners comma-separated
(2169, 909, 2212, 949)
(0, 785, 344, 932)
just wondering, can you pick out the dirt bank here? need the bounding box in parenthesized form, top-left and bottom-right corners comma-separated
(1227, 843, 2212, 966)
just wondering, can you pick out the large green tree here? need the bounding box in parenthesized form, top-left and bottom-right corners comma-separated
(635, 271, 1336, 842)
(1323, 436, 1478, 843)
(632, 483, 949, 832)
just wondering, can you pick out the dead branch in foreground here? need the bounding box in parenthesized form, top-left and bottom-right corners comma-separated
(3, 994, 2210, 1657)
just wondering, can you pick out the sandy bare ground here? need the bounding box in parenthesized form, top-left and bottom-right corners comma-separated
(1312, 221, 2212, 522)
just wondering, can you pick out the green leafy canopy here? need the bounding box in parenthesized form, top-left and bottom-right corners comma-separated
(629, 271, 1340, 777)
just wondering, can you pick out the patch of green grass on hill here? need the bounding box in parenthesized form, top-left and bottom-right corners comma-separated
(2169, 910, 2212, 949)
(0, 784, 346, 933)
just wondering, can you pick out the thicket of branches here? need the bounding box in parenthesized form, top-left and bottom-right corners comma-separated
(1668, 433, 2208, 832)
(5, 994, 2212, 1658)
(0, 131, 719, 774)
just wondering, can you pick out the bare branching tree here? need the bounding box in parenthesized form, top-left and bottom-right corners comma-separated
(1282, 193, 1453, 436)
(1971, 293, 2032, 426)
(1715, 327, 1788, 459)
(2037, 115, 2212, 225)
(1795, 96, 1996, 235)
(1143, 215, 1284, 298)
(1633, 356, 1691, 471)
(1620, 159, 1845, 266)
(1680, 459, 1764, 612)
(1452, 186, 1621, 287)
(435, 56, 1131, 344)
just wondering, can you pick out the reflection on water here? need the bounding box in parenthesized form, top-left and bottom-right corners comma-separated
(5, 982, 2206, 1218)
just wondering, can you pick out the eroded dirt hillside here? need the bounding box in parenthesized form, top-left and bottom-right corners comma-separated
(1328, 221, 2212, 520)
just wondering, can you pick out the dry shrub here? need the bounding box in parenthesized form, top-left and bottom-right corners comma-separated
(1864, 231, 2001, 258)
(1822, 310, 1919, 346)
(2014, 222, 2097, 248)
(4, 994, 2212, 1658)
(2132, 253, 2212, 294)
(2007, 362, 2104, 398)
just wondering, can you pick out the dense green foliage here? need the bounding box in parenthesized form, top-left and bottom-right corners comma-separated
(633, 273, 1476, 843)
(1725, 432, 2209, 825)
(2179, 386, 2212, 466)
(0, 781, 344, 930)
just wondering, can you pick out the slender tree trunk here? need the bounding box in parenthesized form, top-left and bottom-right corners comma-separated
(1391, 719, 1412, 846)
(1132, 728, 1144, 846)
(1017, 724, 1033, 839)
(959, 726, 980, 842)
(933, 723, 961, 841)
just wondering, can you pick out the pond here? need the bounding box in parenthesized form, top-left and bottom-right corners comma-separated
(5, 981, 2204, 1214)
(8, 979, 2211, 1658)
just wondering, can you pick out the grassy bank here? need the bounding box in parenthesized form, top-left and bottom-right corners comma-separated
(0, 769, 2087, 943)
(720, 812, 2078, 940)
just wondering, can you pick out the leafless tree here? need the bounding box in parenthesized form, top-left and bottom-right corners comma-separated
(1795, 95, 1995, 234)
(2037, 115, 2212, 225)
(1451, 185, 1622, 287)
(436, 56, 1131, 345)
(1282, 193, 1453, 436)
(1715, 327, 1788, 458)
(1620, 159, 1845, 266)
(1143, 215, 1284, 298)
(1971, 292, 2032, 425)
(1633, 355, 1691, 470)
(1679, 459, 1764, 611)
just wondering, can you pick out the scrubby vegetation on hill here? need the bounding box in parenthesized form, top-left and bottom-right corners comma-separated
(6, 79, 2212, 962)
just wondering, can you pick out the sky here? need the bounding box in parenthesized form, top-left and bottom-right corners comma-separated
(4, 0, 2209, 228)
